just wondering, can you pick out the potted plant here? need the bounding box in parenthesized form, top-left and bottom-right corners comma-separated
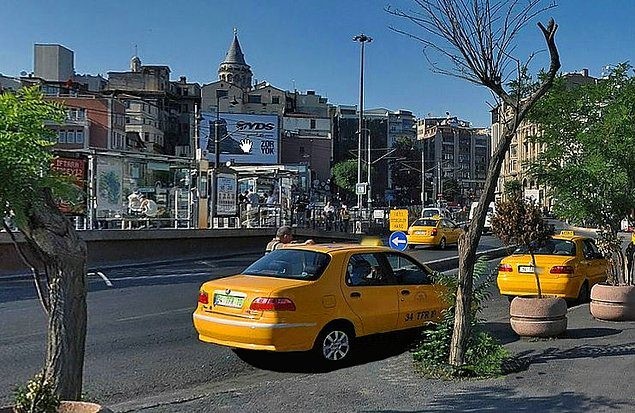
(491, 183, 567, 337)
(589, 231, 635, 321)
(525, 63, 635, 322)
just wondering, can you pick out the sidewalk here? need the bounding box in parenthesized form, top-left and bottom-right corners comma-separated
(114, 299, 635, 412)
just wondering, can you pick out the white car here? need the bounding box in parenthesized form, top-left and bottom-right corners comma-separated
(421, 207, 452, 219)
(469, 202, 496, 233)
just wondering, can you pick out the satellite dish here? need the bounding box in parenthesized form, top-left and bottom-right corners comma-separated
(20, 71, 27, 76)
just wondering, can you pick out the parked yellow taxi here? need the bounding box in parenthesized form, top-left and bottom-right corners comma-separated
(497, 231, 608, 302)
(193, 244, 448, 363)
(407, 217, 463, 249)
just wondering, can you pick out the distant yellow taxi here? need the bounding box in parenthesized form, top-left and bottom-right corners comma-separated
(193, 244, 448, 363)
(407, 217, 463, 249)
(497, 231, 608, 302)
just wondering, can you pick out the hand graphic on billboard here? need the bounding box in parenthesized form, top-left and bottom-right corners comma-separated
(239, 138, 253, 154)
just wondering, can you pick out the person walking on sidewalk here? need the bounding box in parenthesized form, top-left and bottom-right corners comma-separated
(265, 225, 315, 254)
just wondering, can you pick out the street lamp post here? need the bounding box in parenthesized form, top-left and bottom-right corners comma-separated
(353, 33, 372, 211)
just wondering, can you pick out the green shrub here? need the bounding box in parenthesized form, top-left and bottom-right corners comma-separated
(412, 257, 509, 378)
(13, 372, 60, 413)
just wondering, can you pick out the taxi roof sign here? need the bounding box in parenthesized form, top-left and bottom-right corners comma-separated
(389, 209, 409, 231)
(560, 230, 575, 236)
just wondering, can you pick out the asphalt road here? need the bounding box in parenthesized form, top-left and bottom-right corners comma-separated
(0, 233, 502, 408)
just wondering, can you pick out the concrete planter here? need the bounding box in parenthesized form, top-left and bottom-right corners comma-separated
(0, 401, 112, 413)
(590, 284, 635, 321)
(510, 296, 568, 337)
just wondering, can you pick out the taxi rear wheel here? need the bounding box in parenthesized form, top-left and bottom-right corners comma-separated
(438, 237, 447, 250)
(314, 323, 354, 364)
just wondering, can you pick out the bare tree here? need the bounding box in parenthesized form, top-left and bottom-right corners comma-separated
(387, 0, 560, 367)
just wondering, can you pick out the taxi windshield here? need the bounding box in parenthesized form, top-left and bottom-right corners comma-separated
(422, 210, 441, 218)
(412, 219, 438, 227)
(243, 249, 331, 280)
(514, 238, 577, 256)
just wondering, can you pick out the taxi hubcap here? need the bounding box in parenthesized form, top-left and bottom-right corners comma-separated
(322, 330, 350, 361)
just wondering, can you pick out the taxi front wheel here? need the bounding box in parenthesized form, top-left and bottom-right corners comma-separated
(314, 323, 354, 363)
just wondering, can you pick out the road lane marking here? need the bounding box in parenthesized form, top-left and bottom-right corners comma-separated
(97, 271, 113, 287)
(115, 307, 193, 322)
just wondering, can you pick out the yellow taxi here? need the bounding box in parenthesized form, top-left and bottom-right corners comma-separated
(193, 244, 448, 364)
(497, 231, 608, 302)
(407, 217, 463, 249)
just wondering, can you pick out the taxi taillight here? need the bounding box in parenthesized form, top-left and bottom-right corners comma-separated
(550, 265, 575, 274)
(250, 297, 296, 311)
(431, 228, 438, 236)
(198, 291, 209, 305)
(498, 264, 513, 272)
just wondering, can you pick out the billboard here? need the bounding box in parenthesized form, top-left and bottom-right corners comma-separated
(200, 112, 279, 165)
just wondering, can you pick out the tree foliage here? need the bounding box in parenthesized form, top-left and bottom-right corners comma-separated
(527, 63, 635, 284)
(0, 87, 64, 224)
(332, 159, 373, 196)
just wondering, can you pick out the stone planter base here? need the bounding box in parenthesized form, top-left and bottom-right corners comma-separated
(590, 284, 635, 321)
(510, 296, 568, 337)
(0, 401, 111, 413)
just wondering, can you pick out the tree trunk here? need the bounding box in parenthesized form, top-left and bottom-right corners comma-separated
(449, 127, 515, 367)
(19, 189, 87, 400)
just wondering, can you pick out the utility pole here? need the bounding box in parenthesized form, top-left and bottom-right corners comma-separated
(353, 33, 372, 210)
(421, 139, 425, 207)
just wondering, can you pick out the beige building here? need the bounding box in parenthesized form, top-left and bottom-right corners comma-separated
(491, 69, 597, 208)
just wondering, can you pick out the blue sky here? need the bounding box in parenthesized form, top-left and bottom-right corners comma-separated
(1, 0, 633, 127)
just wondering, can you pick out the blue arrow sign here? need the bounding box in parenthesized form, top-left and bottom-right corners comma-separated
(389, 231, 408, 251)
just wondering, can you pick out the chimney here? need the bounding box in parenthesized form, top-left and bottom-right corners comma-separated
(180, 76, 186, 83)
(581, 68, 589, 77)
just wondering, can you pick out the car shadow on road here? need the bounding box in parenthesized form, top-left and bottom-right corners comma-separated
(232, 330, 421, 373)
(361, 385, 634, 412)
(480, 321, 519, 345)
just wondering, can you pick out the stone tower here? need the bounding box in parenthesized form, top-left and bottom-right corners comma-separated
(218, 30, 252, 89)
(130, 55, 141, 72)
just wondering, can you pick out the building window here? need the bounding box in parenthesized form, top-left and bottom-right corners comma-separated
(217, 89, 228, 98)
(310, 119, 316, 129)
(125, 116, 130, 124)
(248, 95, 262, 104)
(76, 130, 84, 144)
(58, 130, 66, 143)
(144, 132, 150, 142)
(272, 96, 280, 104)
(183, 88, 189, 96)
(66, 130, 75, 143)
(299, 146, 305, 155)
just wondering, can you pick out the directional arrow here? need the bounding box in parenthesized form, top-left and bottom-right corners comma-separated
(391, 238, 407, 247)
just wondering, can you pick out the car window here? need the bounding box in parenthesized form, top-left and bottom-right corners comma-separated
(422, 209, 441, 218)
(412, 219, 437, 227)
(515, 238, 577, 256)
(243, 249, 330, 280)
(386, 253, 433, 285)
(346, 253, 395, 286)
(582, 239, 601, 259)
(442, 219, 456, 228)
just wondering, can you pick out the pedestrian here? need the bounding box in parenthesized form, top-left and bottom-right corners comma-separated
(265, 225, 315, 254)
(323, 201, 335, 231)
(626, 233, 635, 282)
(340, 205, 350, 232)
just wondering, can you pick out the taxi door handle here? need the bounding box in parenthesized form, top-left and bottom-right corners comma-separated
(401, 289, 411, 296)
(350, 292, 361, 298)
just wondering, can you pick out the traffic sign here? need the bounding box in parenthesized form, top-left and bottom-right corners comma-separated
(389, 209, 409, 231)
(389, 231, 408, 251)
(355, 183, 367, 195)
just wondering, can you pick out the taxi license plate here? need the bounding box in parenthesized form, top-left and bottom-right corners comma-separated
(415, 231, 426, 235)
(518, 265, 535, 274)
(213, 294, 245, 308)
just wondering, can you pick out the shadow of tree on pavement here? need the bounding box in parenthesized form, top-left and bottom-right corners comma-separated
(362, 385, 634, 412)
